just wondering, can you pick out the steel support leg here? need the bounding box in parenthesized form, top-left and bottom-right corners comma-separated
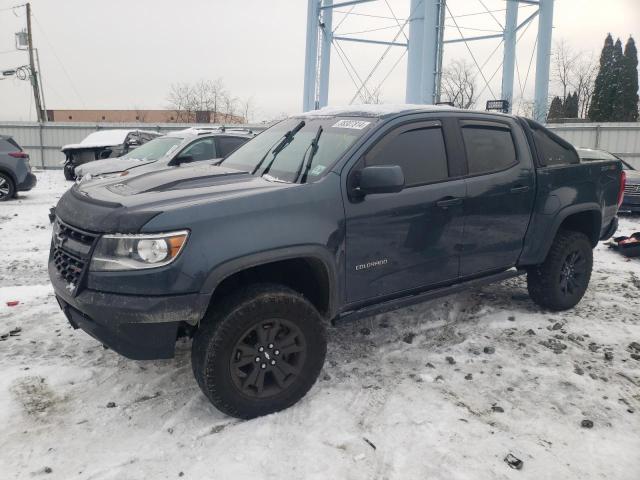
(501, 0, 518, 112)
(533, 0, 554, 122)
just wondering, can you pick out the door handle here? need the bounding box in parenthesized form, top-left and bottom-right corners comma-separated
(510, 185, 530, 194)
(436, 197, 463, 208)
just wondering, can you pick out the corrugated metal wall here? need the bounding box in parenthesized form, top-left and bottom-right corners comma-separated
(546, 123, 640, 168)
(1, 120, 639, 169)
(0, 122, 266, 168)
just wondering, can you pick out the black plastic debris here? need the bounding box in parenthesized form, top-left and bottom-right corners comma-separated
(504, 453, 523, 470)
(581, 419, 594, 428)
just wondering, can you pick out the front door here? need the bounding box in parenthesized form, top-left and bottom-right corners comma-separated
(344, 120, 466, 304)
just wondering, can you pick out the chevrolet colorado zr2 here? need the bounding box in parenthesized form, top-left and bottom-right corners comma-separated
(48, 105, 624, 418)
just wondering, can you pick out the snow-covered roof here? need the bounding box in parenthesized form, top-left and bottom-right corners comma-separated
(302, 103, 458, 118)
(61, 129, 159, 151)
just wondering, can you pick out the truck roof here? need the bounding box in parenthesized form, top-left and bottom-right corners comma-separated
(302, 103, 460, 119)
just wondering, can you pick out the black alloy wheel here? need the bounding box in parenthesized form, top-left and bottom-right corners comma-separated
(229, 318, 307, 399)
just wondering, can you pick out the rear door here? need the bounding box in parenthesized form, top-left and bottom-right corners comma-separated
(216, 136, 248, 158)
(457, 118, 535, 276)
(344, 118, 466, 304)
(174, 137, 217, 164)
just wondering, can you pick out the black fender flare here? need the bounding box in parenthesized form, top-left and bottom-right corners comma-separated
(199, 245, 341, 318)
(534, 203, 602, 264)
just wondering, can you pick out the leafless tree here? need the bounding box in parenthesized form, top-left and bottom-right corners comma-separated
(167, 82, 196, 122)
(570, 56, 598, 118)
(441, 59, 476, 109)
(362, 90, 383, 104)
(552, 40, 597, 118)
(240, 96, 255, 123)
(167, 79, 246, 123)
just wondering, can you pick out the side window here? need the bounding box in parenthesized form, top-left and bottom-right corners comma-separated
(178, 138, 217, 162)
(462, 125, 517, 175)
(217, 136, 247, 157)
(366, 126, 448, 187)
(531, 126, 579, 166)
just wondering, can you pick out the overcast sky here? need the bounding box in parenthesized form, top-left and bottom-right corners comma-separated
(0, 0, 638, 122)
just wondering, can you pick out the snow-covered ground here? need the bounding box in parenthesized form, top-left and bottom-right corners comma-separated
(1, 170, 639, 480)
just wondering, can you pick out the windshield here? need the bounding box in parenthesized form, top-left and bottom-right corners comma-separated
(220, 117, 375, 182)
(121, 137, 182, 161)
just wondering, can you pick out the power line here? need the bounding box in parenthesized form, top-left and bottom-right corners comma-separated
(31, 13, 85, 106)
(338, 24, 403, 37)
(333, 9, 405, 21)
(477, 0, 504, 30)
(446, 3, 496, 99)
(332, 5, 355, 34)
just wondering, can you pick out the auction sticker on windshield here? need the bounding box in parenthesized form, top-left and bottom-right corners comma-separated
(332, 120, 371, 130)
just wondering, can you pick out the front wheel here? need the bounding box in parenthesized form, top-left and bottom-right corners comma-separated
(527, 229, 593, 311)
(191, 284, 327, 419)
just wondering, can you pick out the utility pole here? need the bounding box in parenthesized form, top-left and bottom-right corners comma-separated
(26, 3, 45, 122)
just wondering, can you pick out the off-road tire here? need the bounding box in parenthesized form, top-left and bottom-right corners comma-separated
(527, 229, 593, 311)
(0, 172, 16, 201)
(191, 283, 327, 419)
(63, 163, 75, 181)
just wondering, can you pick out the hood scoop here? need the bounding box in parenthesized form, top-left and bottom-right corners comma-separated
(105, 165, 250, 196)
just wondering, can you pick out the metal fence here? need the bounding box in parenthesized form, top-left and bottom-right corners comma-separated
(1, 120, 639, 169)
(0, 121, 267, 168)
(546, 122, 640, 168)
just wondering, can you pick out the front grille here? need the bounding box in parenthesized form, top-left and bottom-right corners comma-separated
(52, 218, 99, 292)
(624, 184, 640, 196)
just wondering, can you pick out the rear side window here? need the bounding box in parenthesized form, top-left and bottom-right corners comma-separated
(531, 127, 579, 166)
(366, 126, 448, 186)
(462, 126, 517, 175)
(217, 136, 247, 157)
(180, 138, 217, 162)
(0, 137, 21, 151)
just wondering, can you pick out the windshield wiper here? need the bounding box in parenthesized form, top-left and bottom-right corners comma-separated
(253, 120, 305, 176)
(293, 126, 323, 184)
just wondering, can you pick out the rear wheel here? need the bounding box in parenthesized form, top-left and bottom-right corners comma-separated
(191, 284, 327, 419)
(527, 230, 593, 311)
(0, 173, 15, 201)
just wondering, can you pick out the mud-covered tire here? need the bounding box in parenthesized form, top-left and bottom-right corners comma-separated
(63, 163, 75, 181)
(191, 284, 327, 419)
(0, 172, 16, 201)
(527, 229, 593, 311)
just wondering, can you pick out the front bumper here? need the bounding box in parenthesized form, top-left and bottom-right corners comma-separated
(49, 260, 210, 360)
(17, 172, 37, 191)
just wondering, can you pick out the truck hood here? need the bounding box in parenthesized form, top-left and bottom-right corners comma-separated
(75, 156, 158, 178)
(55, 163, 292, 232)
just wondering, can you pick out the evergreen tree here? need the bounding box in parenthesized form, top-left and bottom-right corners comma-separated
(589, 34, 615, 121)
(564, 92, 579, 118)
(611, 38, 626, 120)
(548, 96, 564, 120)
(621, 37, 639, 121)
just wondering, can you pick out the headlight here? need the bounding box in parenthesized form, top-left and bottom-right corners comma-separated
(90, 230, 189, 271)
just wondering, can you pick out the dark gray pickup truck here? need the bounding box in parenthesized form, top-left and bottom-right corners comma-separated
(48, 105, 624, 418)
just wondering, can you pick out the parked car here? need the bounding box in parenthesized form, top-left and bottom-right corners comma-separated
(74, 127, 255, 182)
(577, 148, 638, 213)
(49, 105, 624, 419)
(61, 129, 162, 180)
(0, 134, 37, 201)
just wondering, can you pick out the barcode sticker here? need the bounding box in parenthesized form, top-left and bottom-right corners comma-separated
(332, 120, 371, 130)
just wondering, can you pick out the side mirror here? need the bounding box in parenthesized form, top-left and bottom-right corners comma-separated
(355, 165, 405, 196)
(174, 154, 194, 165)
